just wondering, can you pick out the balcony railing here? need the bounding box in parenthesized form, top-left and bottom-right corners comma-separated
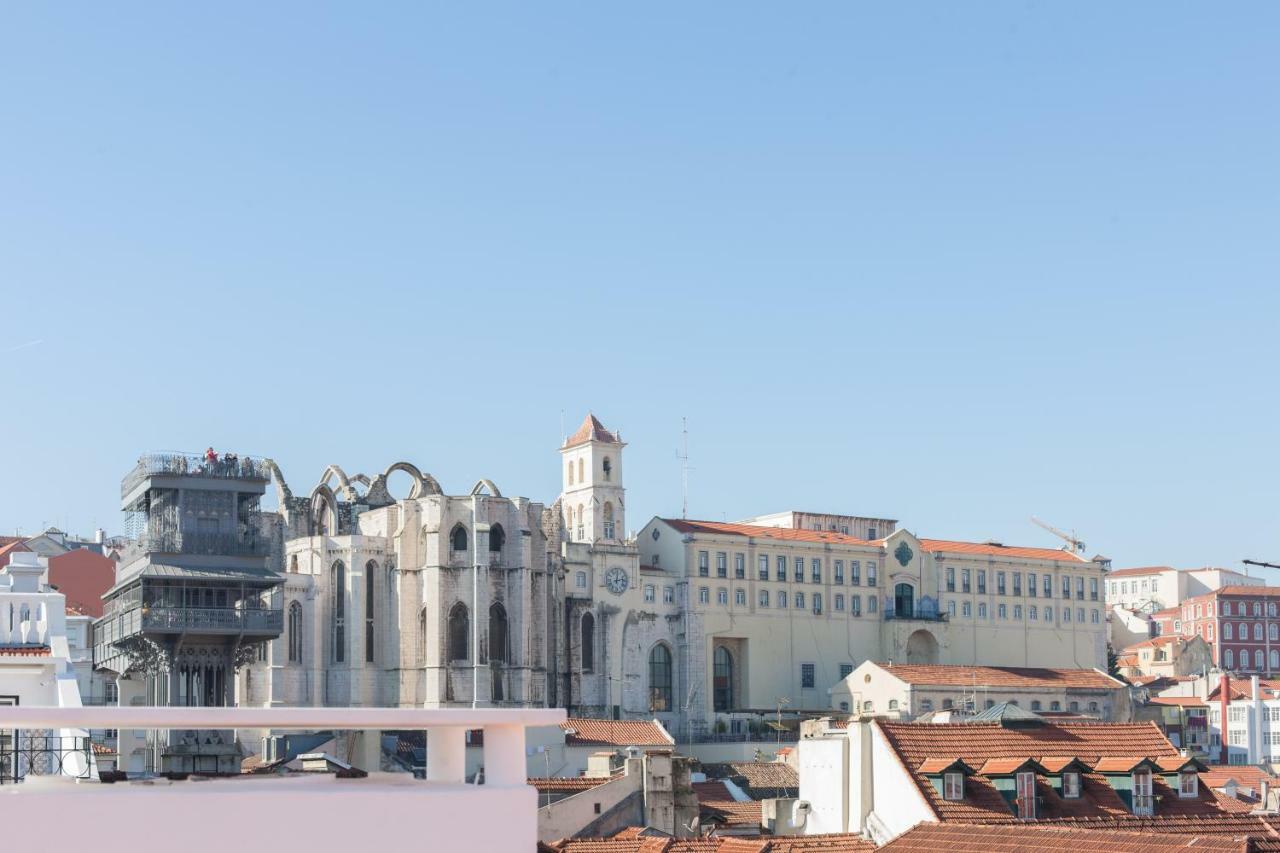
(0, 733, 93, 784)
(130, 530, 270, 558)
(140, 606, 283, 634)
(0, 706, 564, 853)
(883, 602, 950, 622)
(122, 452, 271, 497)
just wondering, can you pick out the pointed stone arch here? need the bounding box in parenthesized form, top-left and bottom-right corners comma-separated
(310, 485, 338, 536)
(470, 479, 502, 498)
(316, 464, 361, 501)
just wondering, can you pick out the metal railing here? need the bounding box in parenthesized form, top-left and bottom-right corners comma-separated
(122, 452, 271, 497)
(131, 530, 270, 558)
(0, 733, 93, 784)
(140, 606, 283, 633)
(883, 604, 950, 622)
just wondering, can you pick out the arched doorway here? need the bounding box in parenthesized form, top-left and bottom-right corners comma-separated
(713, 646, 733, 712)
(905, 630, 940, 664)
(894, 583, 915, 618)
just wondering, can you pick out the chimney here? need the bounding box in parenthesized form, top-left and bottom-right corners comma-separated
(94, 528, 105, 544)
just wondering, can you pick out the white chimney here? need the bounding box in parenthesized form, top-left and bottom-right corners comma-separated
(94, 528, 106, 544)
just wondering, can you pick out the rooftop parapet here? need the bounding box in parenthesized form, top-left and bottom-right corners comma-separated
(121, 452, 271, 499)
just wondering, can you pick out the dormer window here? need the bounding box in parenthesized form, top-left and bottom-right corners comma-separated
(943, 772, 964, 800)
(1063, 771, 1081, 798)
(1179, 770, 1198, 798)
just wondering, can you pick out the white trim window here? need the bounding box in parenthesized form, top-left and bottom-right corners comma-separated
(1179, 770, 1198, 798)
(1063, 771, 1081, 798)
(943, 772, 964, 801)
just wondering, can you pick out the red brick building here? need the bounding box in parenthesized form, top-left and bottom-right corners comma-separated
(1179, 587, 1280, 674)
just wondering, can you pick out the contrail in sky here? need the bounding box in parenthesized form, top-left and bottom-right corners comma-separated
(2, 339, 43, 353)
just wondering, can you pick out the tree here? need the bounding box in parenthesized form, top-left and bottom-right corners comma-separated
(1106, 643, 1127, 683)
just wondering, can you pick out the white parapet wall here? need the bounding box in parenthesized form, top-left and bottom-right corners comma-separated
(0, 706, 565, 852)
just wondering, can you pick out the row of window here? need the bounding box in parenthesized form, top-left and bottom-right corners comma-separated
(1183, 600, 1280, 620)
(950, 600, 1100, 624)
(1220, 648, 1280, 671)
(697, 552, 880, 586)
(945, 568, 1098, 601)
(1218, 622, 1280, 641)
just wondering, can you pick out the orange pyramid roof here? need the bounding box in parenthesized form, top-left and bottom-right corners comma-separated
(564, 414, 620, 447)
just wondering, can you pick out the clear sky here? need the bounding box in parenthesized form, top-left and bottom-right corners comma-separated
(1, 4, 1277, 573)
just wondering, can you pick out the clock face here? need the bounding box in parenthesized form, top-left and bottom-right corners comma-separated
(605, 567, 629, 595)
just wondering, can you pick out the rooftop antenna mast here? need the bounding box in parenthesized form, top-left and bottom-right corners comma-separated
(678, 417, 691, 519)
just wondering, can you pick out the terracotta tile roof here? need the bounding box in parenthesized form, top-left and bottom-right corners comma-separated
(547, 836, 874, 853)
(917, 539, 1089, 563)
(1032, 813, 1280, 837)
(977, 757, 1046, 776)
(1213, 787, 1261, 814)
(694, 780, 762, 827)
(563, 414, 620, 448)
(1123, 636, 1184, 651)
(873, 662, 1123, 690)
(0, 645, 52, 656)
(1201, 765, 1280, 794)
(529, 776, 614, 793)
(878, 822, 1249, 852)
(561, 718, 673, 747)
(1148, 696, 1207, 707)
(662, 519, 880, 547)
(1206, 587, 1280, 598)
(0, 540, 32, 567)
(1106, 566, 1175, 578)
(875, 719, 1206, 823)
(1092, 756, 1158, 773)
(918, 757, 976, 774)
(700, 761, 798, 797)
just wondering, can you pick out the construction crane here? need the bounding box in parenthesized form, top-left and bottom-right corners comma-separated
(1244, 559, 1280, 572)
(1030, 516, 1087, 554)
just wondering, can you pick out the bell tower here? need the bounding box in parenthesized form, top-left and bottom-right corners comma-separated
(560, 413, 625, 543)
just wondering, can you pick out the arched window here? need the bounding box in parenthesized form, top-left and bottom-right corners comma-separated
(602, 502, 615, 539)
(448, 603, 469, 662)
(287, 601, 302, 663)
(648, 644, 673, 712)
(331, 560, 346, 663)
(365, 560, 377, 663)
(577, 458, 584, 483)
(1271, 650, 1279, 672)
(289, 554, 298, 574)
(488, 602, 508, 665)
(1257, 649, 1266, 671)
(417, 606, 429, 665)
(1272, 624, 1279, 642)
(713, 646, 733, 712)
(576, 504, 585, 540)
(603, 457, 612, 481)
(567, 462, 574, 486)
(581, 612, 595, 671)
(489, 523, 505, 553)
(1256, 603, 1264, 617)
(1225, 648, 1234, 669)
(450, 524, 468, 552)
(1256, 623, 1265, 641)
(1225, 623, 1233, 640)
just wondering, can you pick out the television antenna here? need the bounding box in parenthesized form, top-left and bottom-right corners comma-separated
(677, 417, 693, 519)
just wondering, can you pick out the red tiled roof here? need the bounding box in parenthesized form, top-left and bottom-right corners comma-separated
(917, 539, 1088, 563)
(694, 780, 762, 827)
(1148, 696, 1207, 708)
(1032, 813, 1280, 837)
(878, 822, 1248, 852)
(561, 718, 673, 747)
(1106, 566, 1175, 578)
(0, 540, 31, 568)
(1200, 765, 1280, 793)
(1092, 756, 1157, 773)
(546, 836, 874, 853)
(1216, 586, 1280, 597)
(0, 646, 51, 657)
(529, 776, 613, 793)
(662, 519, 880, 547)
(874, 662, 1122, 690)
(875, 719, 1204, 823)
(563, 414, 620, 448)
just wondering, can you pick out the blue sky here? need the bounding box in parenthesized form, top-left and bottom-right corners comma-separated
(1, 4, 1277, 572)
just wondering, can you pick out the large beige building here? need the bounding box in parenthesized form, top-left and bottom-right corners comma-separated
(632, 514, 1109, 733)
(234, 413, 1109, 743)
